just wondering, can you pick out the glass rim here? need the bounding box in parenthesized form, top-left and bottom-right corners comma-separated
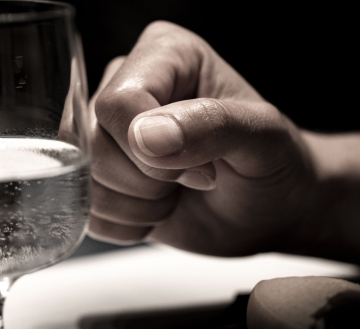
(0, 0, 75, 25)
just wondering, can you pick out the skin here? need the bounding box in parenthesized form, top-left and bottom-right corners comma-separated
(78, 21, 360, 262)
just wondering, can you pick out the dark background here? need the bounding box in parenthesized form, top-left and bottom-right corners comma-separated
(66, 0, 358, 133)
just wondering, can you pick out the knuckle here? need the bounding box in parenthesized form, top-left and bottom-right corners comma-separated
(105, 56, 126, 72)
(141, 20, 205, 51)
(94, 89, 130, 131)
(261, 102, 279, 117)
(94, 90, 114, 125)
(251, 101, 283, 132)
(190, 98, 231, 139)
(143, 20, 182, 37)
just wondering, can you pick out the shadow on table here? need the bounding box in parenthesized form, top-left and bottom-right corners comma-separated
(78, 294, 250, 329)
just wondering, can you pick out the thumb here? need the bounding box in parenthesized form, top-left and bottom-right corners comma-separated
(128, 98, 293, 179)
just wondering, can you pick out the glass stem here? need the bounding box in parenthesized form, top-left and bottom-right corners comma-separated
(0, 277, 14, 329)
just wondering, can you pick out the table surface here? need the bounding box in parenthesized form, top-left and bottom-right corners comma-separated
(4, 241, 360, 329)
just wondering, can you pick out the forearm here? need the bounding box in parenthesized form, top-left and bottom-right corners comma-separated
(281, 131, 360, 264)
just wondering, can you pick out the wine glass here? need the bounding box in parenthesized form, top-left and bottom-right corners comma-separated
(0, 1, 90, 327)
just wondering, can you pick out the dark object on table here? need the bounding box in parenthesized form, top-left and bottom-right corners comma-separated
(78, 294, 249, 329)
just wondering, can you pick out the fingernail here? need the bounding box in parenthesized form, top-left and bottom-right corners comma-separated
(134, 116, 184, 157)
(177, 171, 216, 191)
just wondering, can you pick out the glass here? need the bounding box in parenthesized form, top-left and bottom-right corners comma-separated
(0, 1, 90, 327)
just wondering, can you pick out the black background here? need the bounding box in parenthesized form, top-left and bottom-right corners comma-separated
(67, 0, 358, 132)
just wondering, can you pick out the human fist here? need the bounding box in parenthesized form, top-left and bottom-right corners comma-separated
(88, 21, 315, 257)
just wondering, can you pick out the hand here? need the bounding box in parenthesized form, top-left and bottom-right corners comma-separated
(87, 21, 318, 257)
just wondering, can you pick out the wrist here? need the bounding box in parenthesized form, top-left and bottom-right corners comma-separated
(278, 130, 360, 264)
